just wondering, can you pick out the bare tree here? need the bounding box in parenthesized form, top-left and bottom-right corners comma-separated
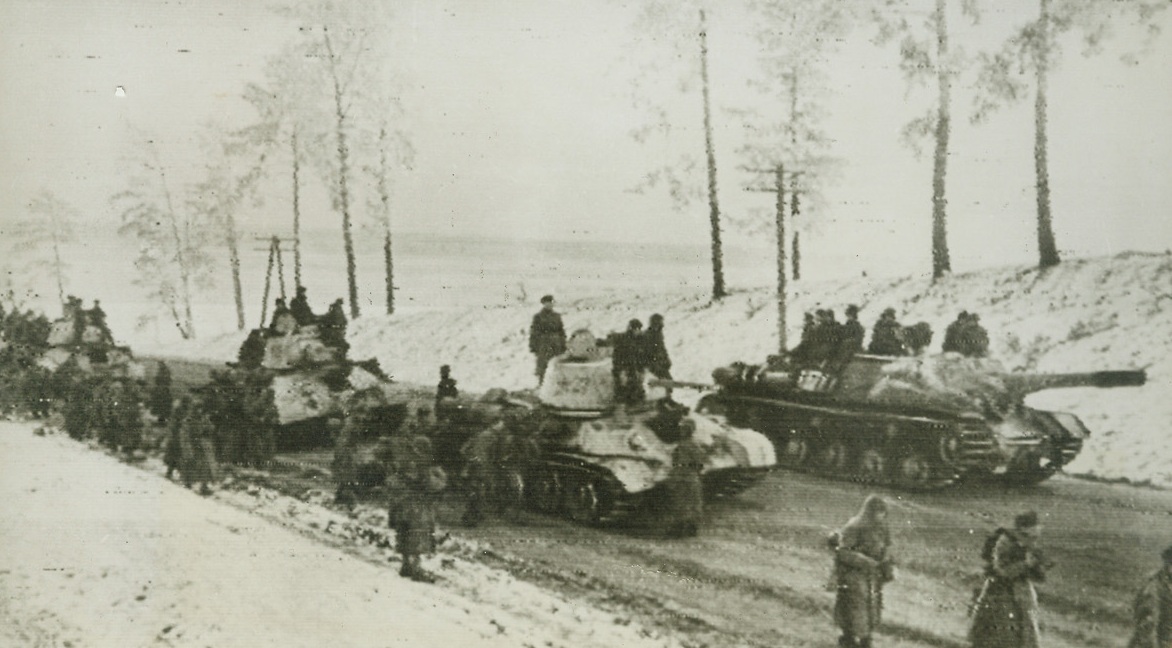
(972, 0, 1168, 269)
(742, 0, 854, 281)
(112, 139, 215, 339)
(189, 124, 268, 331)
(626, 1, 731, 300)
(360, 121, 414, 316)
(873, 0, 980, 280)
(10, 189, 79, 306)
(268, 0, 402, 320)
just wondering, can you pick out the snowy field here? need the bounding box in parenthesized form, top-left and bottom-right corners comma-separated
(128, 251, 1172, 488)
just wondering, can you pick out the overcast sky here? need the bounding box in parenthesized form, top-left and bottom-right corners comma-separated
(2, 0, 1171, 281)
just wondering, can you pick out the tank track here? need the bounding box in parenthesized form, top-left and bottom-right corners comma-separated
(711, 395, 1005, 491)
(523, 452, 645, 526)
(703, 468, 772, 498)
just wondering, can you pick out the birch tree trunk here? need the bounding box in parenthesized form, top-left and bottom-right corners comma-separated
(699, 9, 727, 301)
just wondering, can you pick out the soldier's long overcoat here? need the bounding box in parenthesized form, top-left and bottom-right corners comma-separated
(969, 530, 1043, 648)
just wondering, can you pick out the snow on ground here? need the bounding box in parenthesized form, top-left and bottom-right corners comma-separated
(143, 252, 1172, 486)
(0, 421, 687, 648)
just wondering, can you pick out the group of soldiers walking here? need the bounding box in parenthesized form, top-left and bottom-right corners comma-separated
(830, 497, 1171, 648)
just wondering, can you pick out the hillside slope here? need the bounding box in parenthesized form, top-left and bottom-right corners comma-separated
(150, 252, 1172, 487)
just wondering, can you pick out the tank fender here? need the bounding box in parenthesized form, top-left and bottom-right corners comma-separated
(689, 414, 777, 470)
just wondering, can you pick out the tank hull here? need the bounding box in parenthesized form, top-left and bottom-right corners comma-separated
(700, 379, 1090, 490)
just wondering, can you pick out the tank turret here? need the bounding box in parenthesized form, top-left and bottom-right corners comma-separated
(700, 352, 1146, 489)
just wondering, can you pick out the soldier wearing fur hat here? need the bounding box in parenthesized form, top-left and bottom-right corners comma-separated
(831, 495, 894, 648)
(969, 510, 1051, 648)
(1129, 545, 1172, 648)
(388, 465, 447, 583)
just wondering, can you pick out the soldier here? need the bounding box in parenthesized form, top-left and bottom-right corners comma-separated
(969, 510, 1051, 648)
(867, 308, 906, 356)
(389, 465, 447, 583)
(828, 305, 865, 372)
(180, 398, 219, 496)
(942, 311, 968, 354)
(1129, 545, 1172, 648)
(643, 313, 672, 381)
(164, 395, 189, 480)
(832, 495, 894, 648)
(435, 364, 458, 412)
(330, 417, 359, 507)
(289, 285, 315, 326)
(149, 361, 173, 425)
(902, 322, 933, 356)
(528, 294, 566, 385)
(612, 319, 645, 405)
(663, 418, 705, 538)
(960, 313, 990, 358)
(319, 298, 349, 353)
(269, 298, 296, 335)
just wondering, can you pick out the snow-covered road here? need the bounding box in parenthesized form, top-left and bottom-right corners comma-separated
(0, 422, 679, 648)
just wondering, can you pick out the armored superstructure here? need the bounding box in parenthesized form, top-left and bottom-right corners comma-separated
(698, 352, 1145, 489)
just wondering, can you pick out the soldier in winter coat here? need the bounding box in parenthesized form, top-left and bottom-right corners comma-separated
(330, 417, 359, 506)
(868, 308, 906, 356)
(289, 285, 315, 326)
(179, 399, 219, 496)
(164, 396, 189, 480)
(969, 510, 1050, 648)
(528, 295, 566, 385)
(643, 314, 672, 380)
(663, 418, 705, 538)
(942, 311, 968, 354)
(389, 465, 447, 583)
(832, 495, 894, 648)
(612, 319, 646, 405)
(1128, 545, 1172, 648)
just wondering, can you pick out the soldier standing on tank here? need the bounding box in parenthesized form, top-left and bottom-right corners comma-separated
(612, 319, 646, 405)
(643, 314, 672, 381)
(389, 465, 447, 583)
(663, 418, 705, 538)
(529, 294, 567, 386)
(1129, 545, 1172, 648)
(435, 364, 458, 413)
(289, 285, 315, 326)
(868, 308, 906, 356)
(319, 298, 349, 354)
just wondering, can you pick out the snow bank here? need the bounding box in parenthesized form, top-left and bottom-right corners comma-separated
(0, 421, 685, 648)
(144, 252, 1172, 486)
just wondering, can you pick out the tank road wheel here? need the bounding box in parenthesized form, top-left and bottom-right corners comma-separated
(815, 440, 849, 474)
(777, 431, 811, 469)
(893, 450, 935, 490)
(567, 476, 605, 525)
(857, 448, 889, 484)
(530, 469, 562, 513)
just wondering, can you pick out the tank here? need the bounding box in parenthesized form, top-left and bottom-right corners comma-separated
(37, 297, 145, 380)
(208, 323, 417, 450)
(451, 330, 776, 525)
(697, 352, 1145, 489)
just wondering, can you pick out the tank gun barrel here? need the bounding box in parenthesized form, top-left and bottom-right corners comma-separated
(648, 378, 715, 392)
(1002, 369, 1146, 396)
